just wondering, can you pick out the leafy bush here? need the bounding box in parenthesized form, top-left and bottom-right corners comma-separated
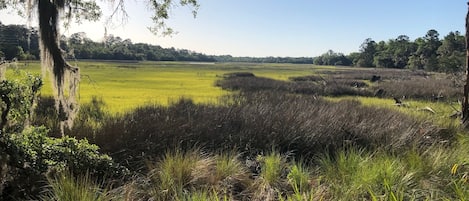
(1, 126, 128, 199)
(0, 72, 127, 200)
(0, 71, 42, 133)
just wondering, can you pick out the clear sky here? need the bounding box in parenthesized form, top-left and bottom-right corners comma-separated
(0, 0, 467, 57)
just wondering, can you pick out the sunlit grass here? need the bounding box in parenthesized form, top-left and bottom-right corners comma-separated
(6, 61, 323, 113)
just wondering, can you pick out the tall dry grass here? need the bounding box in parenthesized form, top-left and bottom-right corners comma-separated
(62, 92, 450, 172)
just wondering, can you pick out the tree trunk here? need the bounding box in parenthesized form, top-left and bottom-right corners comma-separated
(463, 2, 469, 127)
(38, 0, 80, 135)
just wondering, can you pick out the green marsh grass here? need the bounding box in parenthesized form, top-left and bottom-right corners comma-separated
(315, 140, 469, 200)
(287, 161, 310, 193)
(259, 152, 286, 187)
(8, 61, 320, 113)
(252, 151, 289, 200)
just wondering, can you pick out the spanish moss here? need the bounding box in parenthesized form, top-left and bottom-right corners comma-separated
(35, 0, 80, 134)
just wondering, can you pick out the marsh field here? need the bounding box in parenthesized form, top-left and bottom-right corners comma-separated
(3, 60, 469, 200)
(11, 61, 322, 113)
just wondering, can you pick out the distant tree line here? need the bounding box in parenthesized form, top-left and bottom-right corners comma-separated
(314, 29, 465, 72)
(0, 22, 39, 60)
(1, 23, 464, 71)
(0, 22, 313, 64)
(61, 32, 217, 62)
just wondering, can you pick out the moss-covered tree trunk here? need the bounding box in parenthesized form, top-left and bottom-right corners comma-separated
(37, 0, 80, 135)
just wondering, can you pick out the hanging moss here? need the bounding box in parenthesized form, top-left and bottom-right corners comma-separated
(35, 0, 80, 134)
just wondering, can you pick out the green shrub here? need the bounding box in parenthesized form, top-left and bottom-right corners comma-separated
(2, 126, 128, 199)
(0, 71, 42, 133)
(0, 71, 127, 199)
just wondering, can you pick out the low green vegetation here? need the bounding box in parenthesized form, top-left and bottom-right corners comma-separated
(1, 61, 469, 200)
(41, 171, 112, 201)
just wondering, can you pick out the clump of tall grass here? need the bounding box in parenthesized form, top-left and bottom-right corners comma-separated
(141, 149, 250, 200)
(255, 152, 287, 190)
(251, 152, 327, 200)
(287, 162, 310, 193)
(318, 148, 415, 200)
(191, 151, 250, 197)
(373, 77, 462, 101)
(250, 151, 292, 200)
(147, 149, 203, 200)
(41, 171, 111, 201)
(218, 74, 372, 97)
(281, 160, 326, 201)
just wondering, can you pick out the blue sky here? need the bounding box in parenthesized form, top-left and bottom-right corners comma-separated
(0, 0, 466, 57)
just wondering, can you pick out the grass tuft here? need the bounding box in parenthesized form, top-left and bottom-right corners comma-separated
(287, 161, 310, 193)
(41, 171, 110, 201)
(147, 149, 203, 200)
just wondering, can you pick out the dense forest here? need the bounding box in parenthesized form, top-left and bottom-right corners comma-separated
(0, 22, 465, 71)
